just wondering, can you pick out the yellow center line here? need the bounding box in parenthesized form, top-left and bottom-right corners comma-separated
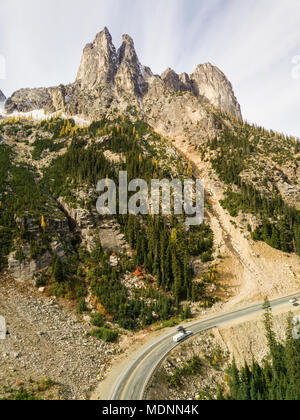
(120, 336, 171, 400)
(120, 320, 232, 400)
(119, 296, 299, 400)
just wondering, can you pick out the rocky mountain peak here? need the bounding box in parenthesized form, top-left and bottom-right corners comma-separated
(95, 26, 113, 43)
(115, 33, 151, 97)
(121, 34, 135, 46)
(0, 89, 5, 115)
(0, 89, 6, 102)
(161, 68, 192, 93)
(190, 62, 242, 119)
(161, 67, 176, 78)
(76, 27, 118, 88)
(118, 34, 139, 66)
(5, 27, 242, 123)
(179, 72, 191, 85)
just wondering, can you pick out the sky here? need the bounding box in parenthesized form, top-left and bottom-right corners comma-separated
(0, 0, 299, 136)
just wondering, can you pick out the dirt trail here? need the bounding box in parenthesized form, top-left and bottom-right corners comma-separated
(172, 137, 300, 308)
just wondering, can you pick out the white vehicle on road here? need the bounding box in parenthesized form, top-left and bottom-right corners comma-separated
(289, 298, 298, 304)
(173, 327, 192, 343)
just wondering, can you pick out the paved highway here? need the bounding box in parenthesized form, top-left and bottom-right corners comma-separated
(111, 293, 300, 400)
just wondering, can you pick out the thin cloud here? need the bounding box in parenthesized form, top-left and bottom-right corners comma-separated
(0, 0, 299, 136)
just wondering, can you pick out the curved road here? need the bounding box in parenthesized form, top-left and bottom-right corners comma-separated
(111, 293, 300, 400)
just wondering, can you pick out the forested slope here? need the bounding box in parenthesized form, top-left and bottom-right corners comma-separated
(0, 115, 217, 332)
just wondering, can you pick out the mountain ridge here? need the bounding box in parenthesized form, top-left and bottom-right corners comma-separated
(4, 27, 242, 130)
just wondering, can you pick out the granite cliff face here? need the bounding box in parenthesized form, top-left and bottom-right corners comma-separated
(190, 63, 241, 119)
(161, 68, 193, 93)
(115, 34, 153, 97)
(5, 27, 242, 133)
(0, 89, 6, 102)
(76, 27, 118, 88)
(0, 90, 5, 114)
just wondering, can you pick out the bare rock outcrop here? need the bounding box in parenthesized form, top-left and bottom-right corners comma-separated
(115, 34, 153, 97)
(76, 27, 118, 88)
(57, 197, 96, 252)
(190, 63, 242, 119)
(0, 90, 5, 115)
(0, 89, 6, 102)
(7, 215, 70, 283)
(4, 85, 74, 114)
(161, 68, 192, 93)
(8, 250, 52, 283)
(48, 85, 66, 111)
(5, 87, 52, 114)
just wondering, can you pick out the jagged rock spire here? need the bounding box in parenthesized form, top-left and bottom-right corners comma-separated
(115, 34, 152, 97)
(161, 68, 192, 92)
(0, 89, 6, 102)
(118, 34, 138, 66)
(76, 29, 153, 97)
(76, 27, 118, 88)
(5, 27, 242, 122)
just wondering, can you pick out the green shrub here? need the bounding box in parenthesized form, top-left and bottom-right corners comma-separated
(201, 252, 213, 263)
(90, 327, 119, 343)
(50, 281, 69, 298)
(35, 275, 46, 288)
(77, 298, 87, 314)
(167, 356, 202, 389)
(1, 388, 40, 401)
(90, 313, 105, 328)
